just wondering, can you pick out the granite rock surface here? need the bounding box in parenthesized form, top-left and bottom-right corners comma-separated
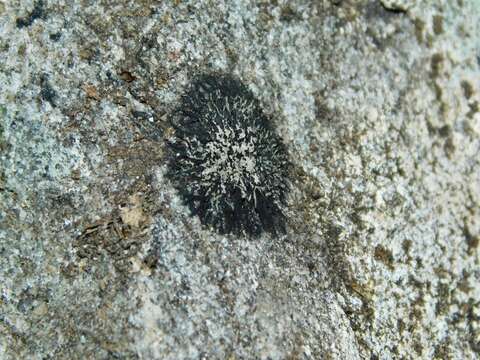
(1, 0, 479, 359)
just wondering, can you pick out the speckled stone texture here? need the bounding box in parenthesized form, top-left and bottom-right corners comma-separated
(0, 1, 479, 359)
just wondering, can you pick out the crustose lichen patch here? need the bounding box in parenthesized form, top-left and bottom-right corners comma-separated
(167, 74, 290, 237)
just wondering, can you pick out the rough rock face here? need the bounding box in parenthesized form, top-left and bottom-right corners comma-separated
(0, 1, 479, 359)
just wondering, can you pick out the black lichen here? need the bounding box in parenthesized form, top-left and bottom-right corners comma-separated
(167, 74, 290, 237)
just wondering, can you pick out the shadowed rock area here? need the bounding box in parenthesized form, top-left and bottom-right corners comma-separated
(0, 0, 479, 359)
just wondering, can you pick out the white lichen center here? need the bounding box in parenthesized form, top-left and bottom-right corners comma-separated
(183, 95, 266, 203)
(203, 124, 260, 195)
